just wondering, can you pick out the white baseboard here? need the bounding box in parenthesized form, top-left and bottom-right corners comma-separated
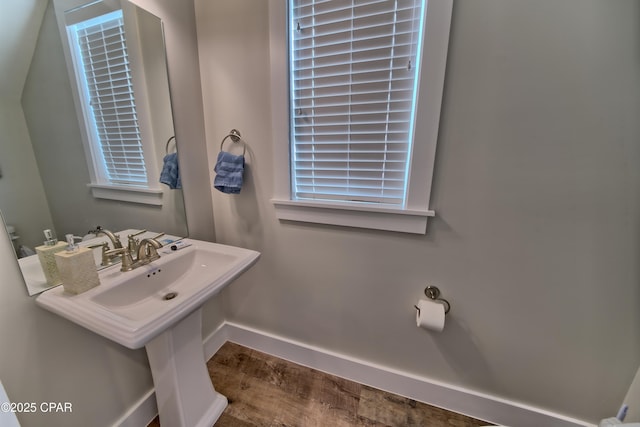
(122, 321, 596, 427)
(218, 322, 595, 427)
(112, 389, 156, 427)
(203, 322, 230, 360)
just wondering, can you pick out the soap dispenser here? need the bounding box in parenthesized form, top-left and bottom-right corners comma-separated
(35, 229, 67, 286)
(54, 234, 101, 295)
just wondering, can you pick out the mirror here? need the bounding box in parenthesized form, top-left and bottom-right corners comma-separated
(0, 0, 188, 294)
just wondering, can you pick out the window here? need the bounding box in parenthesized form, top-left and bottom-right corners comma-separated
(291, 0, 423, 206)
(270, 0, 452, 234)
(54, 0, 163, 205)
(69, 10, 148, 186)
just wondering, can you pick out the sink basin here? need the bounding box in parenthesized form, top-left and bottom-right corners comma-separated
(37, 238, 260, 427)
(92, 248, 237, 310)
(37, 238, 259, 349)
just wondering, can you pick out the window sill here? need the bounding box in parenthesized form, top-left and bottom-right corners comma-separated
(89, 184, 164, 206)
(272, 199, 434, 234)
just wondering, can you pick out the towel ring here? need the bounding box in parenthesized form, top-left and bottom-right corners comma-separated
(220, 129, 246, 156)
(165, 136, 176, 154)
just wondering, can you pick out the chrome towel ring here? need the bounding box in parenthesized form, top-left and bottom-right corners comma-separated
(220, 129, 246, 156)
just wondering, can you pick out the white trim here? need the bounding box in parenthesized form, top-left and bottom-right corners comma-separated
(269, 0, 452, 235)
(221, 322, 595, 427)
(119, 321, 595, 427)
(54, 0, 103, 185)
(203, 322, 230, 361)
(89, 184, 164, 206)
(121, 1, 161, 186)
(269, 0, 291, 202)
(272, 198, 434, 234)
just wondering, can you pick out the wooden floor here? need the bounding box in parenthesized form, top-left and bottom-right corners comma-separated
(148, 342, 491, 427)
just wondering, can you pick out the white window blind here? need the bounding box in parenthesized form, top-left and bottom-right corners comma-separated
(71, 10, 148, 186)
(290, 0, 424, 206)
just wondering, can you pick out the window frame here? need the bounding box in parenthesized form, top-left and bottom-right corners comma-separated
(54, 0, 163, 206)
(270, 0, 452, 234)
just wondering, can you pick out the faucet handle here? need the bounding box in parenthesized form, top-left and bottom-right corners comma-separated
(87, 242, 108, 249)
(105, 247, 134, 272)
(127, 230, 147, 254)
(128, 229, 147, 238)
(88, 242, 113, 266)
(151, 232, 165, 242)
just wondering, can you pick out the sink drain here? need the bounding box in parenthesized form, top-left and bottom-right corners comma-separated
(163, 292, 178, 301)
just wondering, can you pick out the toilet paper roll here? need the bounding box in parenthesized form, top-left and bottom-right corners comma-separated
(416, 299, 445, 332)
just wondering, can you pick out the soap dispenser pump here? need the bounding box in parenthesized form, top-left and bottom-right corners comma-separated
(54, 234, 101, 295)
(35, 229, 67, 286)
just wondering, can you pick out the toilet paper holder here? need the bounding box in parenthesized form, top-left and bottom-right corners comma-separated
(415, 286, 451, 315)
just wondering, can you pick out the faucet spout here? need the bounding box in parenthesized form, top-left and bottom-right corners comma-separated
(137, 235, 164, 264)
(90, 226, 123, 249)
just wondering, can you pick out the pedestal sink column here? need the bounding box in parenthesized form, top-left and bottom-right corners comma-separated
(145, 308, 227, 427)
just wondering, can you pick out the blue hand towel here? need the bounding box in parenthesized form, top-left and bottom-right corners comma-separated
(214, 151, 244, 194)
(160, 152, 182, 189)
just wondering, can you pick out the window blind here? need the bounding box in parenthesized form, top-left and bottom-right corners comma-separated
(290, 0, 424, 205)
(73, 11, 148, 186)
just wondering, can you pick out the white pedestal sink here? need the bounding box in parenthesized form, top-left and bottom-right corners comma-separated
(37, 238, 260, 426)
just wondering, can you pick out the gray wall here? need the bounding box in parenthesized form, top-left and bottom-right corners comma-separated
(0, 102, 54, 250)
(0, 0, 53, 250)
(198, 0, 640, 424)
